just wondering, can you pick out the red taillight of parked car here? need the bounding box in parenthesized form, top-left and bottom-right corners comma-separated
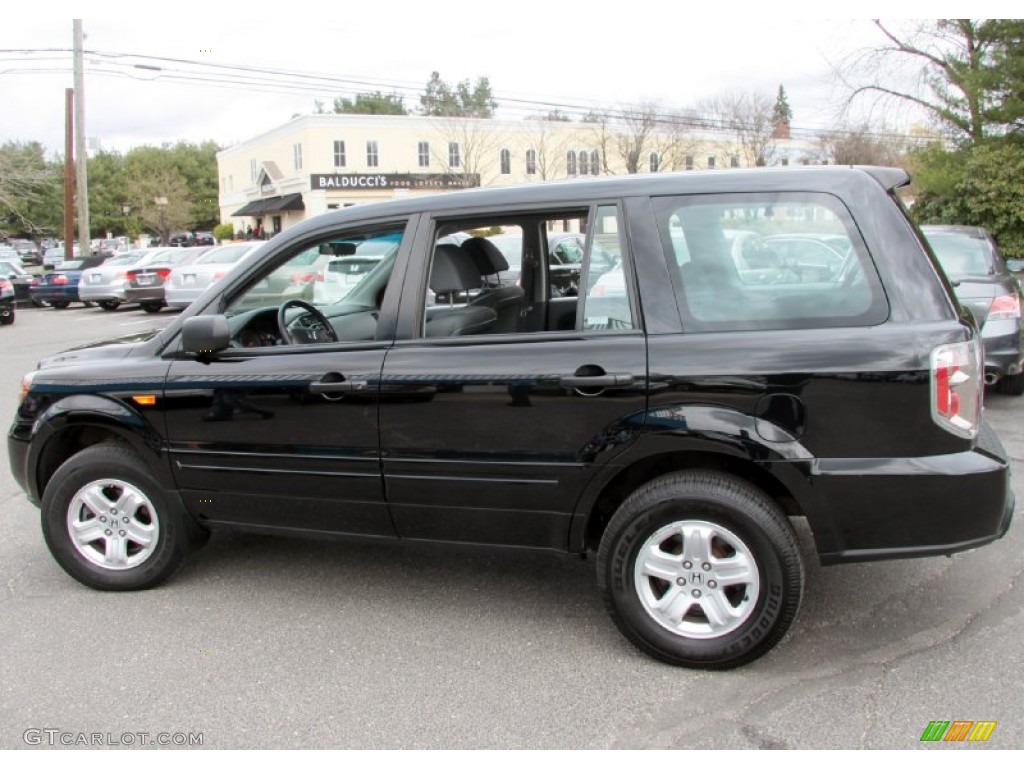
(0, 278, 11, 292)
(52, 275, 69, 285)
(988, 293, 1021, 321)
(931, 339, 983, 439)
(289, 273, 316, 285)
(156, 269, 172, 280)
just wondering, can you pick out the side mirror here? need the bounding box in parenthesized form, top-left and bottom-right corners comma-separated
(182, 315, 230, 355)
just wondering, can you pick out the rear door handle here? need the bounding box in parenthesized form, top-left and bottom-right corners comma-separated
(559, 373, 634, 389)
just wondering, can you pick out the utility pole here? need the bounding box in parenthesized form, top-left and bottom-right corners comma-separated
(64, 89, 75, 260)
(73, 19, 91, 259)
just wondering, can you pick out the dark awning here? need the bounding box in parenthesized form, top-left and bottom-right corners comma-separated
(233, 193, 305, 217)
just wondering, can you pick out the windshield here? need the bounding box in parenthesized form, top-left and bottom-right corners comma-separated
(198, 244, 252, 265)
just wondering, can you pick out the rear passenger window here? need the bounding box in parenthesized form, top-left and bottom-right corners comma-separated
(653, 193, 887, 332)
(423, 205, 635, 336)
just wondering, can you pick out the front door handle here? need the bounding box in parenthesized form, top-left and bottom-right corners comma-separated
(309, 373, 367, 394)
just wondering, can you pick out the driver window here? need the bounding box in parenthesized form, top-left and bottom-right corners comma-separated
(222, 223, 405, 346)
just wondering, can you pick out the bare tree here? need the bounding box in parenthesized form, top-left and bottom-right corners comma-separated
(834, 19, 996, 141)
(699, 91, 779, 166)
(817, 123, 910, 166)
(0, 141, 60, 236)
(523, 116, 572, 180)
(431, 117, 503, 187)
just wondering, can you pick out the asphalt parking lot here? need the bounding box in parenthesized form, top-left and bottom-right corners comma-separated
(1, 303, 1021, 749)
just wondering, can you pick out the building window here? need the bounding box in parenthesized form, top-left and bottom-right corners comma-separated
(590, 150, 600, 175)
(333, 140, 346, 167)
(707, 156, 716, 170)
(567, 151, 577, 176)
(649, 152, 659, 173)
(418, 141, 430, 168)
(730, 155, 740, 168)
(526, 149, 537, 175)
(685, 155, 694, 171)
(448, 142, 461, 168)
(293, 143, 303, 171)
(250, 158, 257, 181)
(367, 140, 379, 168)
(579, 151, 589, 176)
(500, 148, 511, 175)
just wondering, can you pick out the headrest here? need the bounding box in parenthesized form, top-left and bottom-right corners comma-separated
(430, 244, 481, 293)
(461, 237, 509, 275)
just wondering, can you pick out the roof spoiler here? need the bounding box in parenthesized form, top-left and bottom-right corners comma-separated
(855, 166, 911, 191)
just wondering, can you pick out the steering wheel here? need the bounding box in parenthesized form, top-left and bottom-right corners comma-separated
(277, 299, 339, 344)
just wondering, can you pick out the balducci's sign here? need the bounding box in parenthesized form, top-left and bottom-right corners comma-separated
(310, 174, 480, 190)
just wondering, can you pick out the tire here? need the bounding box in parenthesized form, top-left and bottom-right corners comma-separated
(50, 301, 70, 309)
(0, 307, 13, 325)
(597, 470, 804, 669)
(99, 300, 120, 311)
(141, 302, 163, 314)
(997, 372, 1024, 396)
(40, 444, 195, 591)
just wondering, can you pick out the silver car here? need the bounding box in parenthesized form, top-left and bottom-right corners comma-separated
(78, 249, 175, 310)
(164, 243, 260, 309)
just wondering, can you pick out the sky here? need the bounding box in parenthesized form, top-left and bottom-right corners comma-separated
(0, 5, 981, 157)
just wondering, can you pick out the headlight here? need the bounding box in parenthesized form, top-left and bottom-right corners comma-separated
(18, 370, 38, 403)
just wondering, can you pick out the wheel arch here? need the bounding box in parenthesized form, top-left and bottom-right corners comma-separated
(28, 395, 172, 503)
(573, 442, 817, 555)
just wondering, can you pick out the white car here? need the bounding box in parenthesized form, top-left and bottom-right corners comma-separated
(43, 245, 79, 269)
(164, 243, 260, 309)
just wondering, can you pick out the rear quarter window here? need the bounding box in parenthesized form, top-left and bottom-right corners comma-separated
(653, 193, 888, 332)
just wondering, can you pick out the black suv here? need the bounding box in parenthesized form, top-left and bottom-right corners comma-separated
(7, 167, 1014, 669)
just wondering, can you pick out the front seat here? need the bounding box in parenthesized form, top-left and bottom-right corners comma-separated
(461, 237, 525, 333)
(425, 244, 497, 337)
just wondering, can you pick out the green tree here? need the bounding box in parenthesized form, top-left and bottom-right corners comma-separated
(419, 71, 497, 118)
(87, 150, 128, 236)
(838, 20, 1023, 142)
(910, 139, 1024, 259)
(333, 91, 408, 115)
(772, 85, 792, 139)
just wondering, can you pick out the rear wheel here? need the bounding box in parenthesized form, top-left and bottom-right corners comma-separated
(997, 372, 1024, 396)
(140, 302, 163, 314)
(50, 300, 70, 309)
(597, 470, 804, 669)
(0, 306, 14, 325)
(99, 300, 120, 311)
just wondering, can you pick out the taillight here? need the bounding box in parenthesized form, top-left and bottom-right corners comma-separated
(0, 278, 11, 291)
(156, 269, 171, 280)
(211, 271, 225, 282)
(289, 272, 315, 285)
(931, 340, 983, 439)
(52, 275, 69, 285)
(988, 293, 1020, 321)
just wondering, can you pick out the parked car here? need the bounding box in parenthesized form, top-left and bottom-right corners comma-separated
(193, 231, 215, 246)
(0, 244, 23, 267)
(28, 257, 104, 308)
(0, 275, 15, 324)
(10, 239, 41, 266)
(0, 259, 35, 304)
(921, 224, 1024, 395)
(8, 168, 1013, 670)
(487, 232, 617, 296)
(124, 246, 212, 313)
(43, 244, 78, 270)
(312, 234, 402, 305)
(164, 242, 261, 309)
(78, 249, 175, 311)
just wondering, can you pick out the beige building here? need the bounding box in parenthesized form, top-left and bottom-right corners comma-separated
(217, 113, 817, 236)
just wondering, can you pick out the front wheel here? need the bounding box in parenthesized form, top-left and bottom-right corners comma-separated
(597, 470, 804, 669)
(50, 300, 70, 309)
(41, 444, 195, 590)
